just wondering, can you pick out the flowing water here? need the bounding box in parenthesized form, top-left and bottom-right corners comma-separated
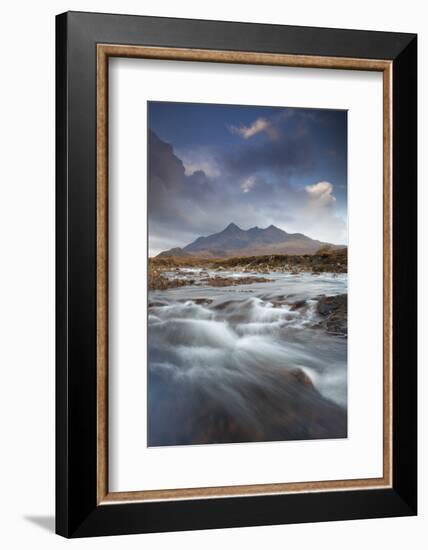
(148, 270, 347, 446)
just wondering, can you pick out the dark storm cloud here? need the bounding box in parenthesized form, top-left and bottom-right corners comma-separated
(223, 129, 313, 178)
(148, 130, 216, 239)
(223, 108, 346, 185)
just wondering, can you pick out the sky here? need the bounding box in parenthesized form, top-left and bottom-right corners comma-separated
(148, 101, 347, 256)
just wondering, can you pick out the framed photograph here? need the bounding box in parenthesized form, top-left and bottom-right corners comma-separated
(56, 11, 417, 538)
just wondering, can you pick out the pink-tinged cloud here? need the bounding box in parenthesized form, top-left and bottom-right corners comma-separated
(229, 117, 278, 140)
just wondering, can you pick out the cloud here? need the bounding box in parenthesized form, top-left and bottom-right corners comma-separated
(240, 176, 257, 193)
(177, 147, 221, 178)
(148, 131, 213, 239)
(225, 109, 344, 182)
(305, 181, 337, 207)
(229, 117, 278, 140)
(299, 181, 346, 243)
(224, 130, 312, 179)
(228, 109, 298, 141)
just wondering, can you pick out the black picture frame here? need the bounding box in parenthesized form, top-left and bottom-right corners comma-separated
(56, 11, 417, 538)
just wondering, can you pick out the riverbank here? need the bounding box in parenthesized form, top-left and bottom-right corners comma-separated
(149, 248, 347, 290)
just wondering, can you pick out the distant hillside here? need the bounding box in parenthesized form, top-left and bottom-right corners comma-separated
(157, 223, 344, 258)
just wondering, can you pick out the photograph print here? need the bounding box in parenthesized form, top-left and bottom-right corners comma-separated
(147, 101, 348, 447)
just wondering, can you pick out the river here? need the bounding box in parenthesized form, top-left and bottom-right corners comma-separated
(148, 269, 347, 446)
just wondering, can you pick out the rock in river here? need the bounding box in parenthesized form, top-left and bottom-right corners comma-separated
(316, 294, 347, 336)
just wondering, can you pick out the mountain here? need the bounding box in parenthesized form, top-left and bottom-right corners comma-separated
(156, 223, 342, 258)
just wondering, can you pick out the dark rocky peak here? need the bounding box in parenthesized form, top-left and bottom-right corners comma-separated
(223, 222, 242, 233)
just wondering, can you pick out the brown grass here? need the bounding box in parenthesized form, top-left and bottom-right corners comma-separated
(149, 248, 347, 274)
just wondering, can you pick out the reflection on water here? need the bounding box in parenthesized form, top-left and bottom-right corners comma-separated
(148, 271, 347, 446)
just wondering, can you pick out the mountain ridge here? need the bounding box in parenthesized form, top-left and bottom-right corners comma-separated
(156, 223, 344, 258)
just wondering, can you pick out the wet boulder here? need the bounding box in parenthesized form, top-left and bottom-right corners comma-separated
(316, 294, 347, 336)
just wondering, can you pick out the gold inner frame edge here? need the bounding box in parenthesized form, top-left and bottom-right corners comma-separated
(96, 44, 393, 505)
